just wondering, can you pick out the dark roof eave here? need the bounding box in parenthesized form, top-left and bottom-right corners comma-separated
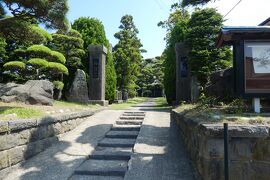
(216, 26, 270, 48)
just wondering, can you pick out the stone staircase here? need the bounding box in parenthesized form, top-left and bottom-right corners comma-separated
(70, 111, 145, 180)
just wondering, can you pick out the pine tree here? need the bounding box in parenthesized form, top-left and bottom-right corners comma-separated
(113, 15, 144, 97)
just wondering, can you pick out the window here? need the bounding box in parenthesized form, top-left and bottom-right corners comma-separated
(244, 41, 270, 93)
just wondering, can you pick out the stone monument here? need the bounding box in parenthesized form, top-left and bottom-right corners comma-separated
(88, 45, 108, 106)
(66, 69, 89, 103)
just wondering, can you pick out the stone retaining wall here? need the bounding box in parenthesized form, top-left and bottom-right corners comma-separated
(0, 109, 103, 171)
(171, 110, 270, 180)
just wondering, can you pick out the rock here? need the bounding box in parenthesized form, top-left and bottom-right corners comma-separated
(66, 69, 89, 103)
(0, 80, 54, 106)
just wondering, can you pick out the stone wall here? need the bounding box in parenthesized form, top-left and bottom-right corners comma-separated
(171, 110, 270, 180)
(0, 109, 102, 171)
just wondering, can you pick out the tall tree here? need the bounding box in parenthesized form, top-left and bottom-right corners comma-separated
(50, 29, 85, 94)
(158, 4, 190, 104)
(0, 0, 69, 41)
(186, 8, 232, 85)
(113, 15, 144, 97)
(72, 17, 117, 101)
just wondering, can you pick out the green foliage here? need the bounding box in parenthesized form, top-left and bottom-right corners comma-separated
(186, 8, 232, 84)
(182, 0, 213, 7)
(0, 37, 7, 82)
(137, 57, 164, 97)
(50, 29, 84, 94)
(72, 17, 109, 49)
(27, 58, 48, 68)
(48, 62, 68, 75)
(0, 0, 69, 41)
(49, 51, 66, 64)
(53, 80, 64, 90)
(3, 61, 25, 70)
(105, 53, 117, 101)
(113, 15, 143, 98)
(72, 17, 117, 101)
(159, 7, 190, 104)
(27, 45, 52, 57)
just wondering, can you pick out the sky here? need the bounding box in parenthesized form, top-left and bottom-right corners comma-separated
(67, 0, 270, 59)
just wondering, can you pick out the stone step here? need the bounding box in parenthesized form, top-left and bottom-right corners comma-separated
(105, 131, 139, 139)
(74, 159, 127, 177)
(122, 113, 145, 117)
(98, 138, 136, 148)
(124, 111, 145, 115)
(89, 147, 132, 161)
(119, 116, 144, 120)
(70, 175, 124, 180)
(116, 120, 143, 125)
(111, 125, 141, 131)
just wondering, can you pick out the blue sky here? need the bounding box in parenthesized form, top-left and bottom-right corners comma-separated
(67, 0, 270, 59)
(67, 0, 177, 59)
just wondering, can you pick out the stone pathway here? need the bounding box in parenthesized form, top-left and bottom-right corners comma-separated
(1, 99, 198, 180)
(70, 111, 145, 179)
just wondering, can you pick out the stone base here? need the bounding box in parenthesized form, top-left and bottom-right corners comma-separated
(88, 100, 108, 106)
(113, 100, 123, 104)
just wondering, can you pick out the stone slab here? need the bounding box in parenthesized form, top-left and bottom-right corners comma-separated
(0, 122, 8, 134)
(74, 159, 127, 177)
(119, 116, 144, 120)
(115, 120, 142, 125)
(70, 175, 124, 180)
(8, 119, 37, 132)
(105, 131, 139, 139)
(98, 138, 136, 148)
(111, 125, 141, 131)
(90, 147, 132, 160)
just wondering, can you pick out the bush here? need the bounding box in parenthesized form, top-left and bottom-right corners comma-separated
(3, 61, 26, 70)
(47, 62, 68, 75)
(53, 80, 64, 90)
(27, 58, 48, 68)
(27, 45, 51, 57)
(49, 51, 66, 64)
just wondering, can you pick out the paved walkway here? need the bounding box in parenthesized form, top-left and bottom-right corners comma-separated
(1, 99, 197, 180)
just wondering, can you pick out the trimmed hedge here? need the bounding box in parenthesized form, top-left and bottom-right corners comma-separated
(48, 62, 68, 75)
(50, 51, 66, 64)
(3, 61, 26, 70)
(27, 58, 48, 68)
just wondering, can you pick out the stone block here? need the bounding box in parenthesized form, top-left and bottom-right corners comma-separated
(0, 151, 9, 170)
(8, 145, 26, 165)
(37, 116, 56, 126)
(52, 122, 64, 135)
(199, 138, 224, 159)
(230, 139, 253, 160)
(0, 122, 8, 134)
(8, 119, 37, 132)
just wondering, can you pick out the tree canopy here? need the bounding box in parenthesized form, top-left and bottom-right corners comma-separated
(182, 0, 214, 7)
(186, 8, 232, 85)
(159, 6, 190, 104)
(72, 17, 117, 101)
(113, 15, 144, 97)
(0, 0, 69, 41)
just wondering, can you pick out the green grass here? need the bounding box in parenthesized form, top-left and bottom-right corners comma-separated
(110, 97, 148, 110)
(54, 100, 101, 109)
(174, 103, 270, 125)
(0, 107, 43, 120)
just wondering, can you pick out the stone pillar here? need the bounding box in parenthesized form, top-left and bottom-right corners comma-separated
(175, 42, 190, 104)
(88, 45, 108, 106)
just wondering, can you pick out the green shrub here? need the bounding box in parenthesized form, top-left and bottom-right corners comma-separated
(3, 61, 26, 70)
(47, 62, 68, 75)
(27, 58, 48, 68)
(27, 45, 51, 57)
(53, 80, 64, 90)
(50, 51, 66, 64)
